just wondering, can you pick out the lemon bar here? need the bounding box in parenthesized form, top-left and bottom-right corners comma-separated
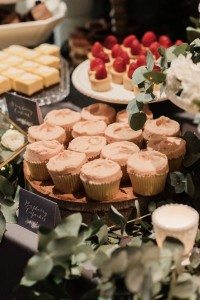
(3, 45, 27, 56)
(4, 55, 24, 67)
(32, 65, 60, 87)
(0, 51, 9, 60)
(19, 49, 40, 60)
(0, 62, 10, 72)
(0, 75, 11, 94)
(35, 43, 60, 57)
(14, 72, 43, 96)
(34, 54, 60, 69)
(19, 60, 41, 72)
(2, 67, 25, 89)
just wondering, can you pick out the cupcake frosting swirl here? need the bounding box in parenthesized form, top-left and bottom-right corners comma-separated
(101, 141, 140, 166)
(47, 150, 87, 175)
(105, 123, 143, 144)
(24, 140, 64, 163)
(72, 120, 107, 137)
(28, 123, 66, 144)
(127, 150, 169, 175)
(45, 109, 81, 129)
(81, 103, 116, 124)
(147, 137, 186, 159)
(80, 158, 122, 183)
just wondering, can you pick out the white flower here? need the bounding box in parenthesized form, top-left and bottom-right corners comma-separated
(1, 129, 25, 151)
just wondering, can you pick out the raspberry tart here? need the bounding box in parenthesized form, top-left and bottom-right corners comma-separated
(90, 64, 111, 92)
(110, 57, 127, 84)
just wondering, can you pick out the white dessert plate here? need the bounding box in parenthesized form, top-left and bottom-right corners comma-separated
(72, 60, 167, 105)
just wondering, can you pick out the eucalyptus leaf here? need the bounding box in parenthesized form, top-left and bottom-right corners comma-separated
(146, 50, 155, 71)
(81, 289, 100, 300)
(101, 250, 128, 278)
(143, 71, 166, 84)
(129, 112, 147, 131)
(47, 236, 81, 257)
(97, 225, 108, 245)
(55, 213, 82, 238)
(38, 227, 57, 251)
(134, 93, 153, 103)
(24, 252, 53, 281)
(172, 280, 195, 299)
(126, 99, 144, 113)
(108, 206, 126, 234)
(168, 172, 186, 193)
(0, 175, 14, 196)
(132, 66, 147, 85)
(173, 43, 189, 57)
(1, 201, 18, 223)
(0, 211, 6, 242)
(163, 237, 184, 258)
(125, 264, 144, 293)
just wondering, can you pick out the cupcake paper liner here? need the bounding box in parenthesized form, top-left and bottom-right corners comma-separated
(168, 156, 183, 172)
(128, 171, 168, 196)
(81, 179, 121, 201)
(50, 173, 81, 194)
(26, 161, 50, 181)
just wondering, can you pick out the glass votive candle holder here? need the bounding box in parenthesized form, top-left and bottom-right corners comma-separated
(152, 204, 199, 255)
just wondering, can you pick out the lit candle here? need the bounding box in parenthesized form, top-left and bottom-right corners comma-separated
(152, 204, 199, 255)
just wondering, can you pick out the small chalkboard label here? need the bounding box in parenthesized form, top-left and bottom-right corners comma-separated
(5, 93, 43, 131)
(18, 188, 61, 233)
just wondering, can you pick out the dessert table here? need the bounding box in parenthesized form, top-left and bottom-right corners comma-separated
(0, 80, 199, 300)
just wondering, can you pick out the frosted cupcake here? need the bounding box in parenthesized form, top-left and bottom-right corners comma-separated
(44, 109, 81, 143)
(143, 116, 180, 141)
(80, 158, 122, 201)
(116, 106, 153, 123)
(47, 150, 87, 193)
(81, 103, 116, 124)
(72, 120, 107, 138)
(101, 141, 140, 181)
(127, 150, 169, 196)
(24, 140, 64, 180)
(147, 137, 186, 171)
(68, 136, 107, 160)
(28, 123, 66, 144)
(105, 123, 143, 146)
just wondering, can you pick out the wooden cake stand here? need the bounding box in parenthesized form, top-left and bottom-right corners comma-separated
(24, 162, 148, 223)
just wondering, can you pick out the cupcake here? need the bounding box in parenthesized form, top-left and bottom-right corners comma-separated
(127, 150, 169, 196)
(147, 137, 186, 171)
(44, 109, 81, 143)
(47, 150, 87, 193)
(80, 158, 122, 201)
(105, 122, 143, 146)
(116, 106, 153, 123)
(28, 123, 66, 144)
(101, 141, 140, 181)
(68, 136, 107, 160)
(143, 116, 180, 141)
(81, 103, 116, 125)
(72, 120, 107, 138)
(24, 140, 64, 180)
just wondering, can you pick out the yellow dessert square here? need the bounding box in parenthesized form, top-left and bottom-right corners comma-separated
(35, 55, 60, 69)
(19, 49, 40, 60)
(35, 43, 60, 57)
(32, 66, 60, 87)
(0, 62, 10, 72)
(0, 75, 11, 94)
(19, 60, 41, 72)
(0, 51, 9, 60)
(14, 72, 43, 96)
(4, 55, 24, 67)
(2, 67, 25, 89)
(3, 45, 27, 56)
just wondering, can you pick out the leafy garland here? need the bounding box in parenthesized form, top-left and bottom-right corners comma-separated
(127, 39, 200, 131)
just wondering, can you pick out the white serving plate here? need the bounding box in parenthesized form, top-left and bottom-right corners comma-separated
(72, 60, 167, 105)
(0, 2, 67, 48)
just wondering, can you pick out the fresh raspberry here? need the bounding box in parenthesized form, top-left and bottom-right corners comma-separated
(130, 39, 142, 55)
(136, 55, 146, 67)
(117, 50, 130, 65)
(90, 58, 104, 71)
(91, 42, 103, 57)
(112, 44, 123, 58)
(149, 42, 160, 59)
(104, 35, 118, 49)
(123, 35, 137, 47)
(95, 65, 107, 80)
(141, 31, 157, 47)
(139, 47, 147, 56)
(175, 39, 183, 45)
(113, 57, 126, 73)
(159, 35, 172, 48)
(128, 62, 138, 79)
(96, 51, 110, 63)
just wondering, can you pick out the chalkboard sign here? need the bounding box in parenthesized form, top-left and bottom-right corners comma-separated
(5, 93, 43, 132)
(18, 188, 61, 233)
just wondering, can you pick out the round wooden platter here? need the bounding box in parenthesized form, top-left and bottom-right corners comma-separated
(24, 162, 146, 222)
